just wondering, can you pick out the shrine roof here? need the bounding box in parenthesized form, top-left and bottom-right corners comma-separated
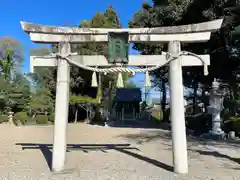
(116, 88, 141, 102)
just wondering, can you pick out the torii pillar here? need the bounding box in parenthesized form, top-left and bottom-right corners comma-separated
(52, 43, 71, 171)
(168, 41, 188, 173)
(20, 19, 223, 174)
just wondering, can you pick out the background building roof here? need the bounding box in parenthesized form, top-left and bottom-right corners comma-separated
(116, 88, 142, 102)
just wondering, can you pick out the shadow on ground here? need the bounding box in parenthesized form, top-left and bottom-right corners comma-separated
(16, 143, 173, 172)
(117, 129, 240, 148)
(191, 149, 240, 165)
(116, 130, 172, 145)
(161, 142, 240, 168)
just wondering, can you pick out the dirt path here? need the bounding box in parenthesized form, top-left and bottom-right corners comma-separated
(0, 124, 239, 180)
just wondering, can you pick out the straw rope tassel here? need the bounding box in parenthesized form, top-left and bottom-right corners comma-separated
(204, 64, 209, 76)
(98, 74, 101, 103)
(91, 71, 98, 87)
(117, 72, 124, 88)
(145, 70, 151, 87)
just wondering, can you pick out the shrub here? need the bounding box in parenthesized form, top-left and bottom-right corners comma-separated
(151, 109, 162, 120)
(225, 116, 240, 133)
(92, 111, 104, 125)
(231, 120, 240, 133)
(186, 114, 211, 135)
(35, 115, 48, 124)
(14, 112, 28, 125)
(48, 113, 55, 123)
(0, 115, 8, 123)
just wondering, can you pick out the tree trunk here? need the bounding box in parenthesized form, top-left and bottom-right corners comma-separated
(201, 88, 206, 112)
(74, 105, 78, 123)
(229, 81, 238, 115)
(193, 82, 198, 114)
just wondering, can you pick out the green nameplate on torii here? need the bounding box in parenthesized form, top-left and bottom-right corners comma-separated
(108, 32, 129, 64)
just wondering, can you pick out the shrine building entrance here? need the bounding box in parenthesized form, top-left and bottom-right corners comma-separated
(114, 88, 141, 123)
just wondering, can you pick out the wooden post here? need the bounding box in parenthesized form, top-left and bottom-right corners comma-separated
(133, 106, 135, 120)
(169, 41, 188, 174)
(52, 43, 71, 172)
(122, 106, 124, 124)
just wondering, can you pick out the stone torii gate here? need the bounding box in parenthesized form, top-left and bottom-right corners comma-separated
(20, 19, 223, 174)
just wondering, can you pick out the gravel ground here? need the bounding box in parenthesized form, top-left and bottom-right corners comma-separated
(0, 123, 239, 180)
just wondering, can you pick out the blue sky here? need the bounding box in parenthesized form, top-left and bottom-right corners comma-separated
(1, 0, 159, 100)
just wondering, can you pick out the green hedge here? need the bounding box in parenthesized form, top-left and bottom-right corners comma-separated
(48, 113, 55, 123)
(14, 112, 28, 125)
(225, 116, 240, 133)
(0, 115, 8, 123)
(35, 115, 48, 124)
(151, 109, 162, 120)
(186, 114, 211, 134)
(70, 85, 102, 104)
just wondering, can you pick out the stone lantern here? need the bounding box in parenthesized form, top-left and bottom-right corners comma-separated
(207, 78, 225, 138)
(8, 111, 14, 124)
